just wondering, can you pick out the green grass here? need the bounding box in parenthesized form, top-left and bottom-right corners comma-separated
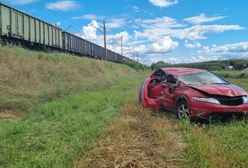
(0, 45, 141, 115)
(181, 77, 248, 168)
(0, 75, 144, 168)
(0, 46, 149, 167)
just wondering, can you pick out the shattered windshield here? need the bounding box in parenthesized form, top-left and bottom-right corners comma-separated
(178, 71, 227, 85)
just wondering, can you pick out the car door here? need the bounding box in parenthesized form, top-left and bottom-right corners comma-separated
(163, 74, 177, 110)
(148, 70, 167, 99)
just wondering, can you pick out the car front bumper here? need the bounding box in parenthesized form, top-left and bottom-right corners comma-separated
(190, 101, 248, 117)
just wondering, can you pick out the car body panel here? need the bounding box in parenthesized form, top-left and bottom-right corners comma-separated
(140, 67, 248, 118)
(188, 84, 247, 97)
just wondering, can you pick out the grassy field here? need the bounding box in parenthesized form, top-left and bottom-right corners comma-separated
(76, 99, 185, 168)
(0, 46, 148, 167)
(181, 77, 248, 168)
(75, 74, 248, 168)
(0, 46, 140, 117)
(0, 76, 146, 168)
(2, 47, 248, 168)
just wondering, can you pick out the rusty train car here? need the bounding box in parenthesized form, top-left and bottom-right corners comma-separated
(0, 3, 131, 64)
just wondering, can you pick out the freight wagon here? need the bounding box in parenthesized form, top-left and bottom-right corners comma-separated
(62, 31, 107, 59)
(0, 2, 134, 65)
(0, 3, 62, 49)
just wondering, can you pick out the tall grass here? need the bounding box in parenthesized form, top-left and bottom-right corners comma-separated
(0, 46, 149, 167)
(0, 76, 145, 168)
(0, 46, 140, 116)
(77, 99, 184, 168)
(181, 77, 248, 168)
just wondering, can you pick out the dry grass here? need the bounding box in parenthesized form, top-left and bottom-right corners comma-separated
(76, 94, 185, 168)
(0, 110, 20, 121)
(0, 46, 138, 115)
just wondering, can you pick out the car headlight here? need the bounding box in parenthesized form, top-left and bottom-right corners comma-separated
(243, 96, 248, 104)
(192, 97, 220, 104)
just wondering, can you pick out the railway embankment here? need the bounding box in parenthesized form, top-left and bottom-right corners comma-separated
(0, 46, 142, 117)
(0, 46, 148, 167)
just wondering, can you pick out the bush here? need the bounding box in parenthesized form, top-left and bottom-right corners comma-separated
(126, 60, 150, 70)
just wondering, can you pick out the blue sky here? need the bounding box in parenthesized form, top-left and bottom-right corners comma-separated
(2, 0, 248, 65)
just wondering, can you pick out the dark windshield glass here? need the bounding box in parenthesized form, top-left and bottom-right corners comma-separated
(178, 71, 227, 85)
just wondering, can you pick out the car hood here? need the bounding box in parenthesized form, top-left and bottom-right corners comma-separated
(188, 83, 247, 97)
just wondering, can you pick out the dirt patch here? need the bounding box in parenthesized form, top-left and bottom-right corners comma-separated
(0, 110, 20, 121)
(76, 96, 185, 168)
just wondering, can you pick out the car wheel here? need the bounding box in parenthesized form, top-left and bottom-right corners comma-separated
(177, 100, 191, 120)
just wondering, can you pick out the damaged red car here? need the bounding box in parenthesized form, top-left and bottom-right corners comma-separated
(139, 67, 248, 120)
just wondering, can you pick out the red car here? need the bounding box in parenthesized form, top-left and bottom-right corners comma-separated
(139, 67, 248, 120)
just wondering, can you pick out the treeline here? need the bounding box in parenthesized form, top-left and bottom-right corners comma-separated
(127, 60, 150, 70)
(215, 70, 248, 79)
(151, 60, 248, 71)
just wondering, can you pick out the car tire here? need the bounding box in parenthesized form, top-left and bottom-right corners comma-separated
(176, 100, 191, 120)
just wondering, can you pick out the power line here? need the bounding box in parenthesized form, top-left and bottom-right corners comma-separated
(30, 0, 109, 51)
(32, 0, 124, 56)
(10, 0, 127, 57)
(63, 25, 73, 31)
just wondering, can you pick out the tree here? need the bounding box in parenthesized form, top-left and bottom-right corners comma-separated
(151, 61, 170, 70)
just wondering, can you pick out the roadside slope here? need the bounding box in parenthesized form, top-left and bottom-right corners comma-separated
(0, 46, 149, 167)
(0, 46, 139, 117)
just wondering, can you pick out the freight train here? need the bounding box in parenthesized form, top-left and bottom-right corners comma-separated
(0, 3, 131, 64)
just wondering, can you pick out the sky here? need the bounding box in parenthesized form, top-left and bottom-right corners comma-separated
(2, 0, 248, 65)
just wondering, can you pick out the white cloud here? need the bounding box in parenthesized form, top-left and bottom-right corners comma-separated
(108, 31, 130, 43)
(46, 1, 80, 11)
(192, 41, 248, 62)
(124, 36, 178, 56)
(54, 21, 61, 27)
(81, 20, 100, 40)
(199, 41, 248, 55)
(106, 18, 126, 29)
(173, 25, 244, 40)
(76, 15, 245, 65)
(149, 0, 178, 8)
(149, 36, 179, 53)
(184, 40, 201, 49)
(135, 16, 185, 29)
(135, 24, 244, 41)
(132, 5, 139, 12)
(77, 20, 178, 61)
(184, 13, 226, 25)
(72, 14, 98, 20)
(133, 15, 244, 64)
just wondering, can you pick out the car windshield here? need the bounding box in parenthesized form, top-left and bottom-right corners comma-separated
(178, 71, 227, 85)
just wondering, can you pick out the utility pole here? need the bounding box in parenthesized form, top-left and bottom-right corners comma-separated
(103, 20, 107, 59)
(132, 47, 135, 60)
(136, 52, 139, 63)
(121, 36, 123, 56)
